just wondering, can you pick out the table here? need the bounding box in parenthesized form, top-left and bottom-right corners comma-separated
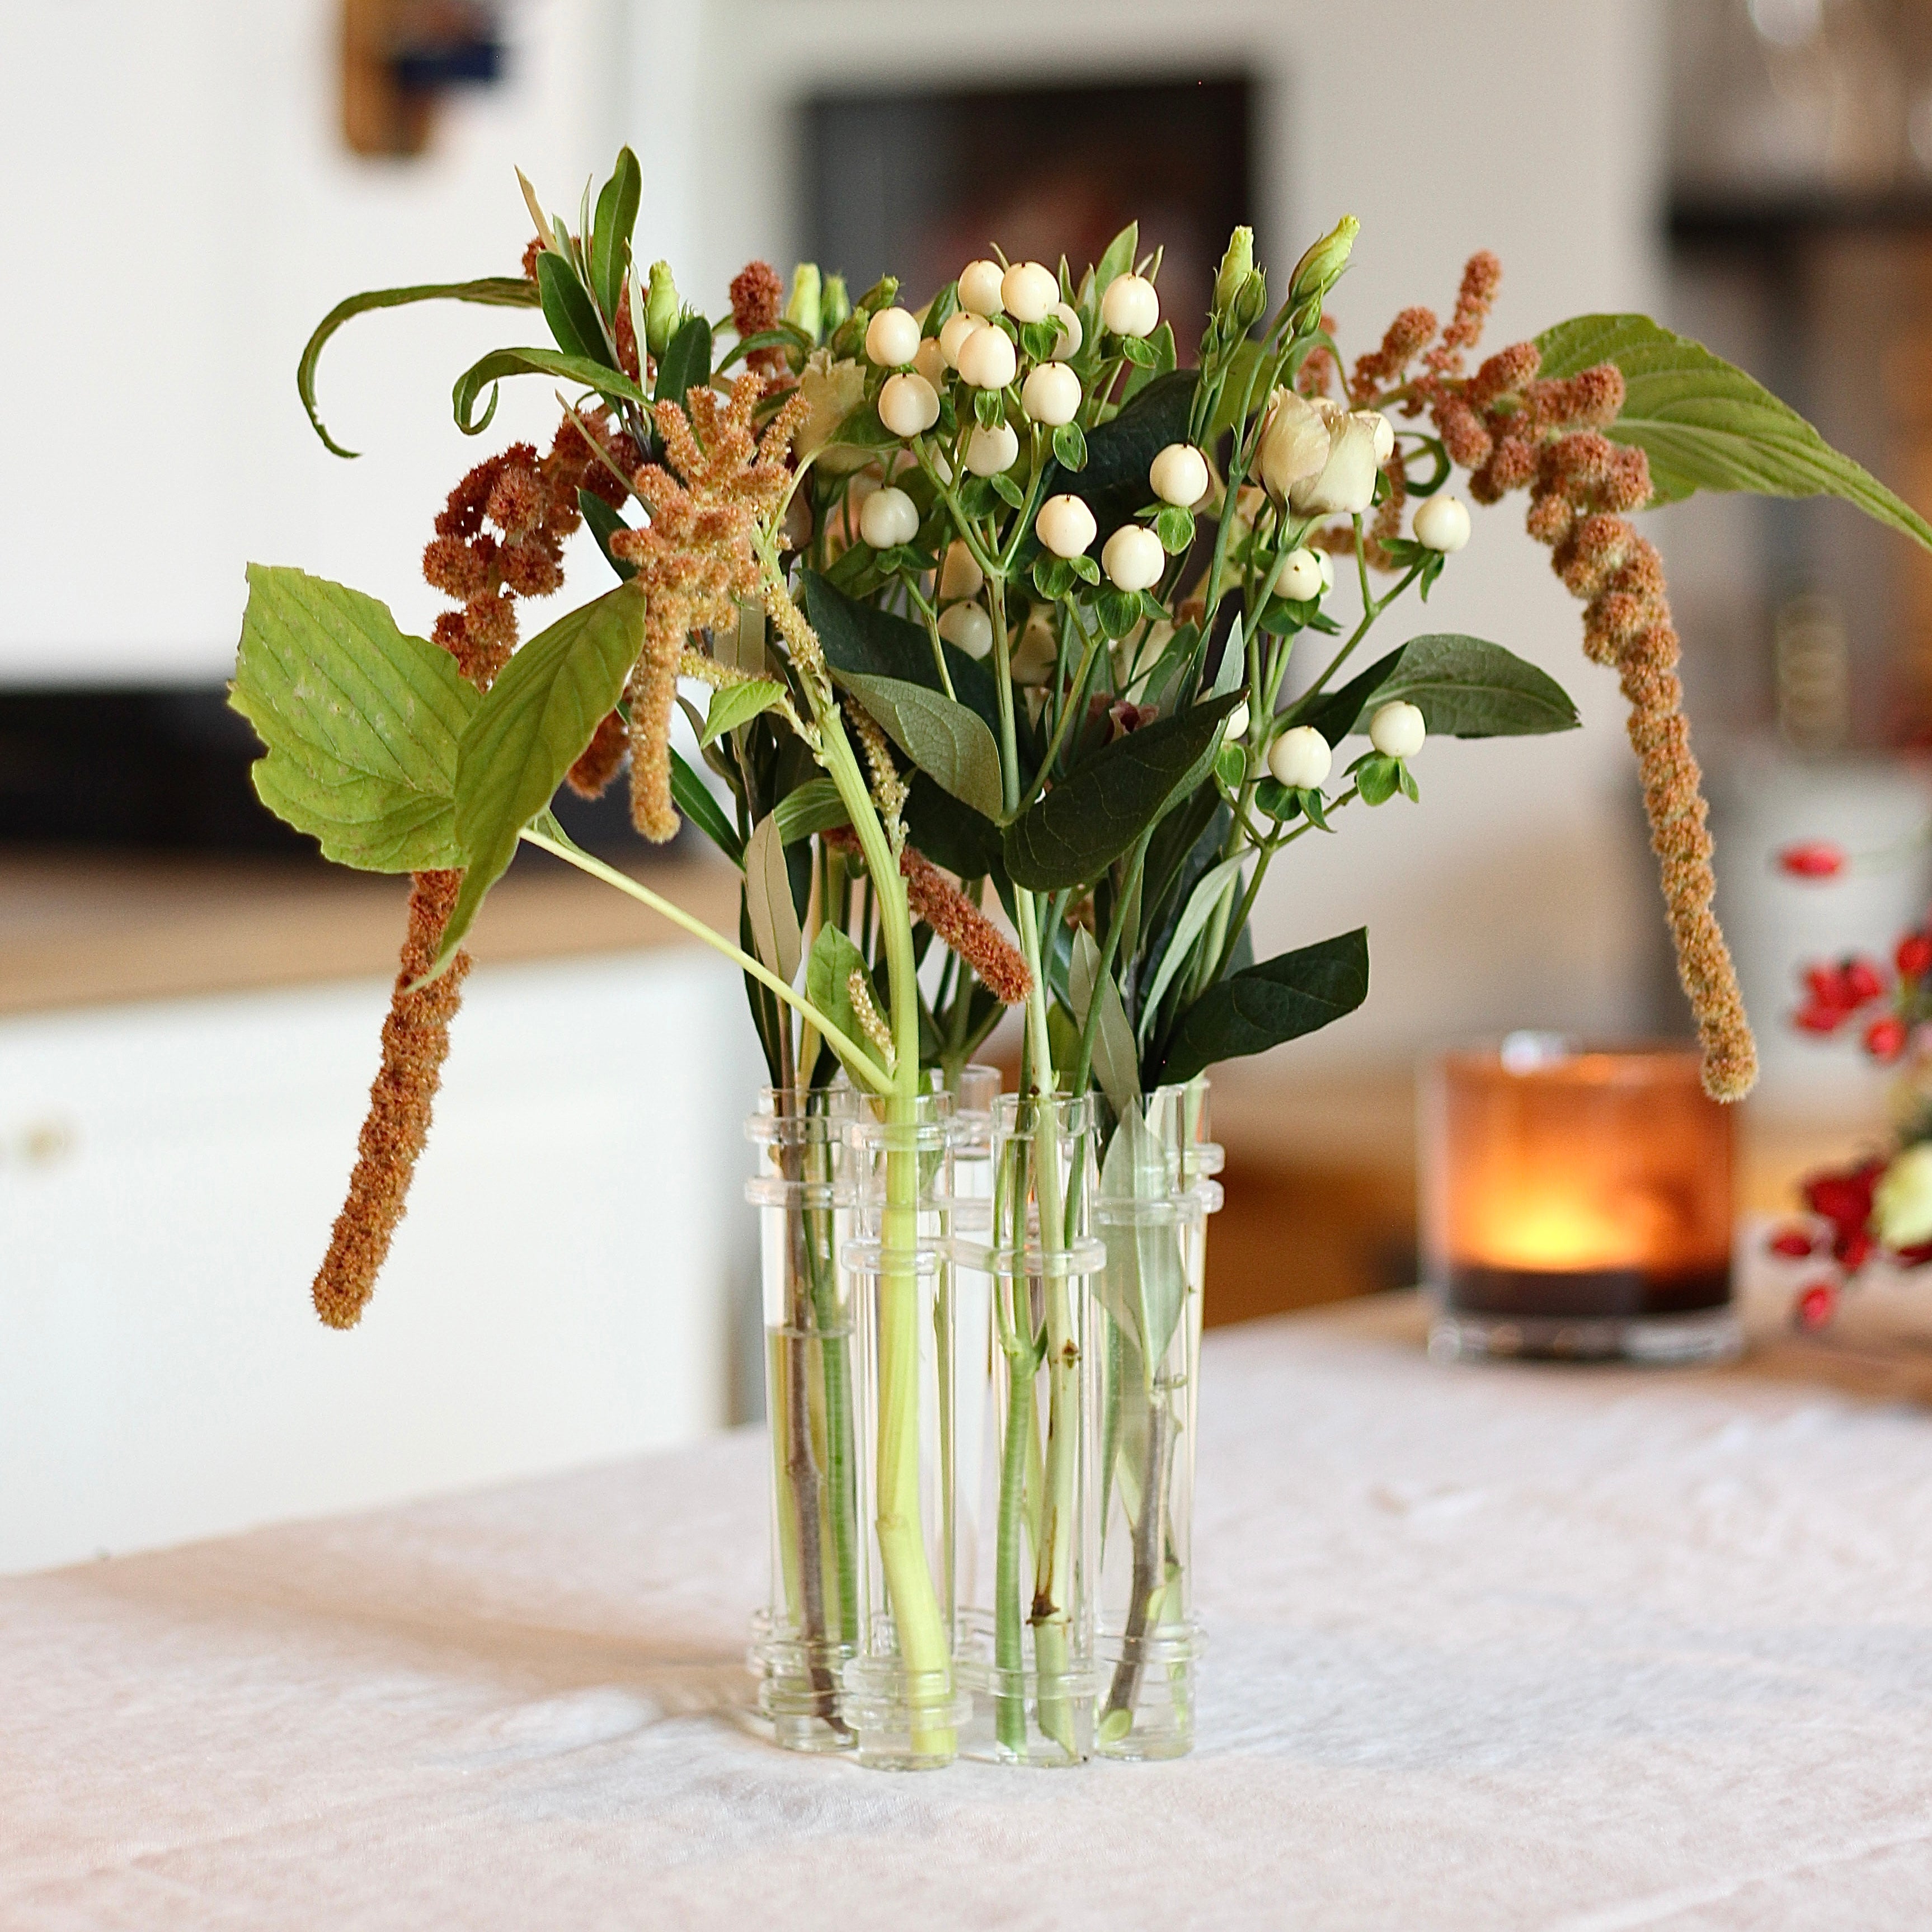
(8, 1294, 1932, 1930)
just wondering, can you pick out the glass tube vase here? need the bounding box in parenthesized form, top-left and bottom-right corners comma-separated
(1092, 1078, 1223, 1760)
(956, 1091, 1104, 1767)
(744, 1087, 862, 1753)
(839, 1089, 971, 1769)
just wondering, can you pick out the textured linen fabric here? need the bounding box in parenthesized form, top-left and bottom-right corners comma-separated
(6, 1294, 1932, 1930)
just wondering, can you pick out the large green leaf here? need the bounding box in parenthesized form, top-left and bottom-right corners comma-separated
(590, 147, 641, 322)
(536, 251, 615, 371)
(1136, 852, 1244, 1038)
(904, 773, 1003, 882)
(430, 583, 647, 972)
(452, 346, 648, 436)
(1301, 633, 1579, 744)
(1158, 928, 1369, 1085)
(1004, 690, 1241, 890)
(839, 671, 1004, 820)
(699, 677, 787, 745)
(1535, 313, 1932, 548)
(805, 924, 887, 1087)
(671, 745, 742, 863)
(297, 276, 541, 458)
(229, 565, 478, 871)
(654, 313, 714, 412)
(577, 487, 638, 581)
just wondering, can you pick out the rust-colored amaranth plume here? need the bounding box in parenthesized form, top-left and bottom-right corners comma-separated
(312, 870, 471, 1328)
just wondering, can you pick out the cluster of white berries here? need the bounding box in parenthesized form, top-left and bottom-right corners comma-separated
(1262, 701, 1427, 792)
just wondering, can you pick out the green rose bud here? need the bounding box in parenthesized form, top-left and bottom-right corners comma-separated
(1231, 267, 1267, 336)
(1213, 226, 1254, 315)
(1289, 214, 1360, 309)
(821, 272, 850, 335)
(784, 262, 822, 342)
(644, 261, 680, 358)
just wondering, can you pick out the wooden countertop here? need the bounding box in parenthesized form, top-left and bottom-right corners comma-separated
(0, 846, 742, 1017)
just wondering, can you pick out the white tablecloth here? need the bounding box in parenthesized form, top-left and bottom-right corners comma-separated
(8, 1295, 1932, 1930)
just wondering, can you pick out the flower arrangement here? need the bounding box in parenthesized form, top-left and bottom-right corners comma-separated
(231, 147, 1931, 1761)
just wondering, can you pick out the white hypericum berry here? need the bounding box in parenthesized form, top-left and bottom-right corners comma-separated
(1267, 725, 1332, 790)
(1413, 495, 1472, 553)
(864, 305, 921, 368)
(1048, 300, 1083, 359)
(958, 259, 1006, 317)
(939, 310, 985, 368)
(1022, 361, 1081, 426)
(1101, 272, 1159, 338)
(859, 485, 919, 550)
(965, 421, 1020, 476)
(1225, 699, 1251, 740)
(939, 540, 984, 601)
(1317, 549, 1335, 591)
(913, 336, 946, 388)
(877, 371, 939, 438)
(1369, 699, 1426, 759)
(938, 600, 993, 660)
(1102, 523, 1165, 591)
(956, 325, 1017, 391)
(1149, 442, 1209, 507)
(1036, 493, 1098, 559)
(1369, 411, 1395, 462)
(1002, 260, 1058, 324)
(1279, 547, 1323, 601)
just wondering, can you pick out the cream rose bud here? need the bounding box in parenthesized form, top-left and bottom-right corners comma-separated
(1149, 442, 1209, 507)
(913, 337, 946, 388)
(1877, 1141, 1932, 1247)
(1413, 494, 1472, 553)
(939, 309, 985, 368)
(1002, 260, 1058, 325)
(965, 420, 1020, 476)
(956, 325, 1017, 391)
(877, 371, 940, 438)
(1012, 608, 1059, 684)
(1318, 549, 1335, 591)
(1267, 725, 1332, 791)
(939, 539, 984, 601)
(1101, 272, 1159, 337)
(1369, 411, 1395, 462)
(1225, 699, 1251, 741)
(1036, 493, 1098, 559)
(1289, 403, 1382, 516)
(864, 305, 921, 368)
(1102, 523, 1165, 591)
(1369, 699, 1426, 759)
(937, 600, 993, 660)
(1047, 300, 1083, 359)
(958, 258, 1007, 317)
(1022, 361, 1082, 426)
(1254, 388, 1331, 503)
(858, 485, 919, 550)
(1279, 548, 1323, 601)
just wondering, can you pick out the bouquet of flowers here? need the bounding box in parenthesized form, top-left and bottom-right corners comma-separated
(230, 146, 1929, 1762)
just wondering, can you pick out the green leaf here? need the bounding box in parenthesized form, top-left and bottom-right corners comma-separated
(744, 811, 802, 985)
(431, 584, 647, 972)
(974, 387, 1005, 430)
(655, 313, 714, 411)
(1299, 633, 1580, 743)
(699, 676, 786, 745)
(452, 345, 647, 436)
(1052, 422, 1088, 472)
(590, 147, 641, 321)
(297, 277, 542, 458)
(840, 671, 1004, 820)
(1154, 504, 1195, 554)
(1070, 927, 1141, 1120)
(1003, 690, 1242, 890)
(671, 746, 742, 863)
(806, 925, 887, 1085)
(1158, 928, 1369, 1085)
(577, 487, 637, 581)
(989, 470, 1025, 509)
(1119, 335, 1157, 368)
(229, 565, 478, 871)
(1355, 754, 1402, 806)
(536, 251, 614, 370)
(1093, 223, 1140, 307)
(1137, 852, 1244, 1038)
(773, 775, 849, 844)
(1534, 312, 1932, 549)
(1096, 589, 1142, 638)
(1032, 555, 1078, 600)
(904, 773, 1003, 882)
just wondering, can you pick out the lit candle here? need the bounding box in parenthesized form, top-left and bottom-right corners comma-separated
(1423, 1035, 1737, 1362)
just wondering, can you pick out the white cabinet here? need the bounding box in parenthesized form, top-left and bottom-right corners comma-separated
(0, 949, 762, 1574)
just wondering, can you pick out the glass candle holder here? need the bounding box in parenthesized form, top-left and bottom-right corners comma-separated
(1423, 1035, 1738, 1364)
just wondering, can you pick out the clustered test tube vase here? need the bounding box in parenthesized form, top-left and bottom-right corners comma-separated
(745, 1087, 862, 1752)
(840, 1088, 972, 1769)
(956, 1093, 1105, 1766)
(1092, 1079, 1223, 1760)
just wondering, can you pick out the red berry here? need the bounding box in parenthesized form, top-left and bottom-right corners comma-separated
(1844, 957, 1888, 1005)
(1795, 1281, 1839, 1329)
(1768, 1228, 1816, 1258)
(1779, 841, 1847, 879)
(1898, 933, 1932, 979)
(1865, 1015, 1909, 1061)
(1794, 1002, 1846, 1035)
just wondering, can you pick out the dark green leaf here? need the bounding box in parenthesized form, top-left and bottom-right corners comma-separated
(536, 251, 614, 369)
(1052, 422, 1088, 472)
(229, 565, 478, 871)
(1535, 312, 1932, 549)
(1003, 691, 1241, 890)
(700, 677, 786, 745)
(1158, 928, 1369, 1085)
(1253, 777, 1298, 821)
(577, 487, 637, 581)
(431, 583, 647, 972)
(452, 345, 647, 436)
(904, 772, 1004, 882)
(1296, 633, 1580, 742)
(590, 147, 641, 321)
(655, 313, 713, 411)
(297, 276, 542, 458)
(1032, 370, 1198, 547)
(839, 672, 1004, 819)
(671, 746, 743, 863)
(1032, 555, 1078, 599)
